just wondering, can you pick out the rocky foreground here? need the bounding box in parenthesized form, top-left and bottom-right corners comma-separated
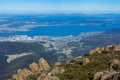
(6, 45, 120, 80)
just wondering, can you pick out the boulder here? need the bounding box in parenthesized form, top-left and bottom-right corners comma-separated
(17, 68, 32, 77)
(14, 76, 23, 80)
(114, 45, 120, 51)
(89, 50, 95, 55)
(73, 56, 82, 61)
(54, 62, 62, 67)
(51, 67, 65, 74)
(89, 45, 120, 55)
(29, 62, 40, 72)
(12, 68, 32, 80)
(110, 59, 120, 70)
(93, 70, 118, 80)
(39, 58, 51, 71)
(82, 57, 90, 65)
(89, 47, 102, 55)
(12, 73, 23, 80)
(95, 47, 102, 53)
(93, 71, 104, 80)
(105, 45, 115, 52)
(101, 47, 105, 51)
(101, 71, 117, 80)
(12, 74, 18, 80)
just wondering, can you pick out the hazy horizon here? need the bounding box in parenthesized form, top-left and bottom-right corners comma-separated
(0, 0, 120, 14)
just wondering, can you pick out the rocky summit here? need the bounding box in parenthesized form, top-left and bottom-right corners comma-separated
(6, 45, 120, 80)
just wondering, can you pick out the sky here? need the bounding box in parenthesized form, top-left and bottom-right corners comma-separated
(0, 0, 120, 14)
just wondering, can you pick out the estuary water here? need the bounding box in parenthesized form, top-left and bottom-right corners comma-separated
(0, 14, 120, 37)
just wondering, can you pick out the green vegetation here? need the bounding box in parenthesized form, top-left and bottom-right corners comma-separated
(25, 50, 120, 80)
(26, 73, 40, 80)
(56, 51, 120, 80)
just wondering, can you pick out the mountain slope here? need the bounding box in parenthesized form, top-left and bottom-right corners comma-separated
(7, 45, 120, 80)
(1, 28, 120, 79)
